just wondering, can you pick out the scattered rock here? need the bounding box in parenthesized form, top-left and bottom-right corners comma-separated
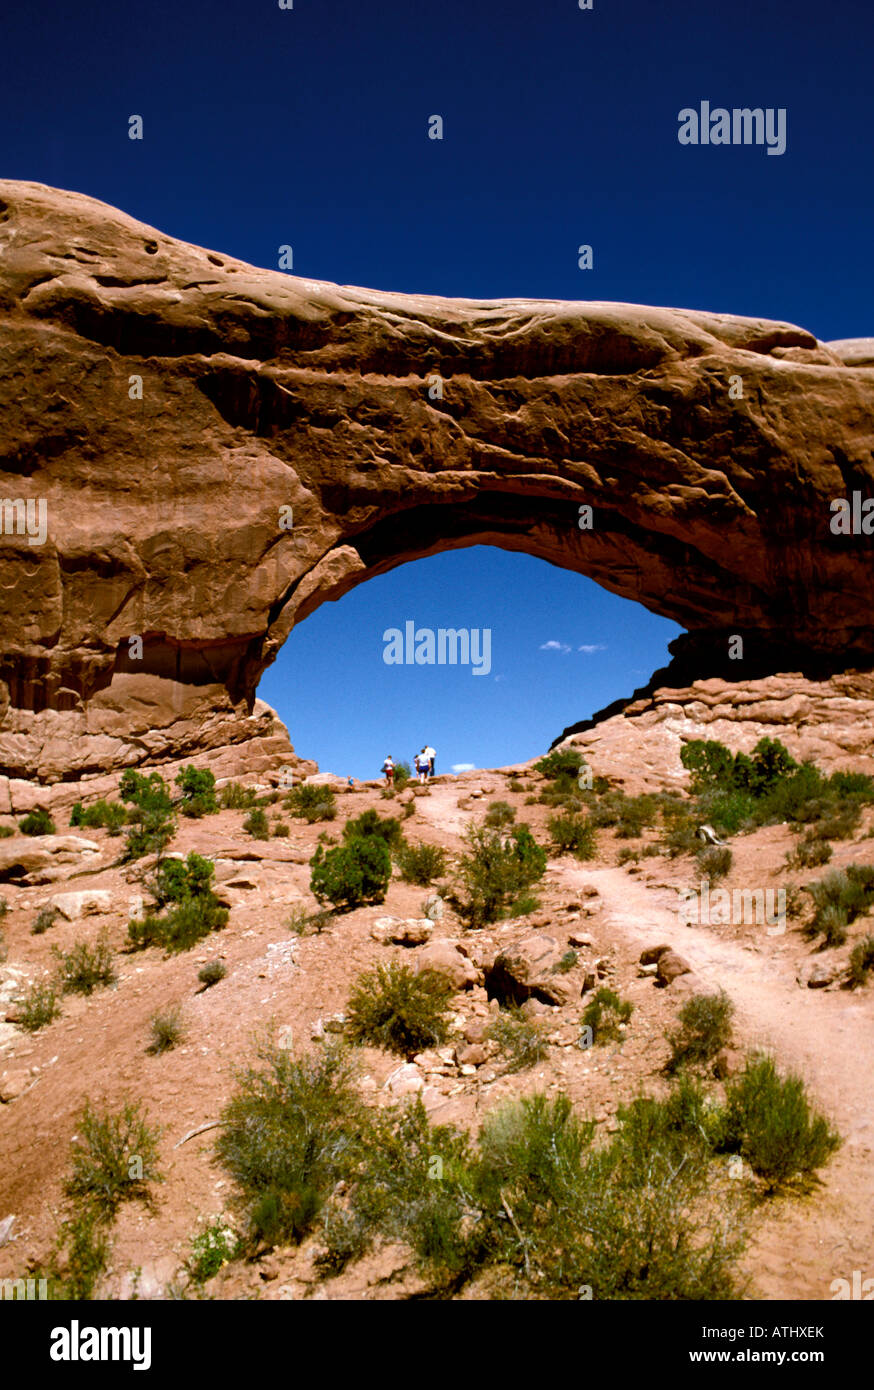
(568, 931, 596, 948)
(799, 959, 839, 989)
(463, 1017, 489, 1045)
(455, 1043, 489, 1067)
(0, 1071, 30, 1102)
(422, 894, 445, 922)
(385, 1062, 424, 1096)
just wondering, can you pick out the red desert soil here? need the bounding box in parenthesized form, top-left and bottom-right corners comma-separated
(0, 770, 871, 1300)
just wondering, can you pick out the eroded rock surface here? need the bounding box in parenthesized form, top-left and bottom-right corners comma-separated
(1, 180, 873, 779)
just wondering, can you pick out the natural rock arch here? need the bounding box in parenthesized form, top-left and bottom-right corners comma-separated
(1, 179, 873, 781)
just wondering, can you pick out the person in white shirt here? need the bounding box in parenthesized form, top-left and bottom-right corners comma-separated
(424, 744, 436, 778)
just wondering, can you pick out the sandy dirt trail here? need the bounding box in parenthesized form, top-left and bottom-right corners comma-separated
(552, 862, 874, 1300)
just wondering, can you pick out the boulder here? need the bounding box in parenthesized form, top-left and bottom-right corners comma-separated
(485, 932, 573, 1006)
(415, 941, 480, 991)
(640, 944, 673, 966)
(0, 1071, 30, 1102)
(50, 890, 113, 921)
(656, 950, 693, 985)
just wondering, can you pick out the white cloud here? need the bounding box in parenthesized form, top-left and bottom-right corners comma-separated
(578, 644, 607, 654)
(540, 640, 571, 654)
(452, 762, 476, 773)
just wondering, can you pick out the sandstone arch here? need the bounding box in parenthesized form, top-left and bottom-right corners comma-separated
(0, 179, 873, 782)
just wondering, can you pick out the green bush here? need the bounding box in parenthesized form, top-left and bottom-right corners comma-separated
(534, 749, 583, 780)
(70, 799, 128, 834)
(0, 824, 13, 838)
(147, 1005, 184, 1054)
(343, 808, 403, 849)
(187, 1219, 241, 1283)
(175, 765, 218, 817)
(394, 840, 447, 885)
(272, 819, 290, 837)
(547, 811, 596, 858)
(219, 781, 257, 810)
(719, 1054, 840, 1190)
(484, 800, 516, 829)
(453, 823, 547, 928)
(242, 807, 270, 839)
(52, 929, 116, 995)
(849, 935, 874, 988)
(32, 905, 60, 935)
(393, 760, 412, 791)
(65, 1100, 164, 1220)
(216, 1041, 366, 1246)
(807, 865, 874, 947)
(581, 988, 632, 1045)
(55, 1207, 111, 1300)
(19, 807, 55, 836)
(198, 959, 227, 988)
(695, 788, 758, 836)
(285, 784, 337, 823)
(508, 779, 524, 793)
(17, 976, 61, 1031)
(696, 845, 732, 882)
(128, 853, 228, 953)
(346, 963, 453, 1058)
(790, 833, 833, 869)
(666, 991, 734, 1073)
(310, 835, 392, 910)
(486, 1006, 549, 1072)
(119, 770, 176, 861)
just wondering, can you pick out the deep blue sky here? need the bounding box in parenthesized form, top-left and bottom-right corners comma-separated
(2, 0, 870, 775)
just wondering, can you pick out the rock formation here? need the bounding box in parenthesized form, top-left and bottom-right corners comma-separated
(1, 179, 873, 783)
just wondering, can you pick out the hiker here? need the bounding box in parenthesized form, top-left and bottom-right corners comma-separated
(382, 755, 394, 787)
(424, 743, 436, 778)
(415, 748, 429, 784)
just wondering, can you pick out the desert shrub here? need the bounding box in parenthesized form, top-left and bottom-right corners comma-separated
(343, 808, 403, 849)
(395, 840, 447, 885)
(128, 853, 228, 953)
(508, 779, 524, 793)
(272, 819, 290, 837)
(581, 987, 632, 1044)
(147, 1005, 184, 1055)
(807, 865, 874, 946)
(0, 896, 7, 919)
(119, 770, 176, 860)
(554, 948, 579, 973)
(789, 832, 833, 869)
(285, 784, 337, 823)
(617, 847, 640, 865)
(0, 824, 13, 838)
(346, 963, 453, 1058)
(695, 788, 758, 836)
(198, 959, 227, 988)
(719, 1054, 840, 1190)
(314, 1201, 371, 1274)
(216, 1041, 366, 1246)
(486, 1006, 549, 1072)
(614, 1074, 724, 1175)
(56, 1207, 111, 1300)
(484, 800, 516, 829)
(452, 823, 547, 928)
(393, 760, 412, 791)
(614, 795, 658, 839)
(175, 765, 218, 817)
(547, 811, 596, 858)
(187, 1218, 241, 1283)
(696, 845, 732, 881)
(666, 991, 734, 1073)
(65, 1100, 164, 1220)
(848, 935, 874, 988)
(661, 816, 700, 858)
(219, 781, 257, 810)
(286, 905, 333, 936)
(310, 835, 391, 910)
(681, 739, 735, 794)
(534, 748, 583, 780)
(70, 799, 128, 834)
(17, 976, 61, 1031)
(52, 929, 116, 995)
(242, 807, 270, 839)
(19, 807, 55, 836)
(32, 904, 60, 935)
